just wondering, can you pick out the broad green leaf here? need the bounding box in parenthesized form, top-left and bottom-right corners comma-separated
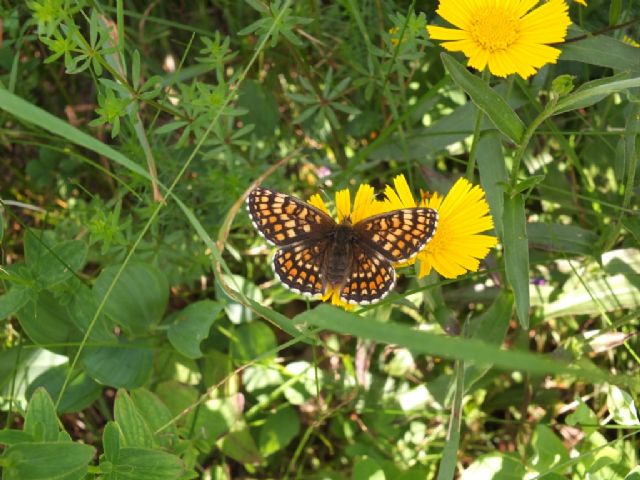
(102, 422, 121, 464)
(441, 53, 525, 143)
(237, 79, 280, 137)
(167, 300, 222, 359)
(17, 292, 82, 356)
(259, 405, 300, 457)
(107, 447, 185, 480)
(2, 442, 95, 480)
(477, 132, 506, 237)
(130, 389, 178, 448)
(93, 262, 168, 335)
(553, 73, 640, 115)
(24, 388, 59, 442)
(230, 321, 277, 363)
(566, 399, 598, 435)
(528, 223, 599, 255)
(81, 339, 153, 388)
(0, 430, 34, 445)
(352, 457, 386, 480)
(218, 427, 263, 465)
(114, 389, 154, 448)
(27, 365, 101, 414)
(625, 467, 640, 480)
(560, 33, 640, 73)
(24, 231, 87, 288)
(607, 385, 639, 426)
(0, 286, 31, 321)
(530, 424, 569, 473)
(502, 193, 530, 328)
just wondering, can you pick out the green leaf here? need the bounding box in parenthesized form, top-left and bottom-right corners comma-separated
(625, 467, 640, 480)
(218, 427, 263, 465)
(167, 300, 222, 359)
(441, 53, 525, 143)
(23, 388, 59, 442)
(81, 338, 153, 388)
(607, 385, 639, 426)
(565, 399, 598, 435)
(24, 231, 87, 288)
(292, 305, 630, 386)
(552, 73, 640, 115)
(17, 292, 82, 356)
(0, 430, 34, 445)
(93, 262, 169, 335)
(259, 405, 300, 456)
(528, 223, 599, 255)
(27, 365, 101, 414)
(237, 79, 280, 137)
(502, 193, 530, 328)
(102, 422, 121, 464)
(114, 389, 154, 448)
(130, 389, 178, 448)
(2, 442, 95, 480)
(477, 131, 507, 238)
(352, 457, 386, 480)
(560, 33, 640, 73)
(530, 424, 569, 473)
(0, 286, 31, 321)
(107, 447, 185, 480)
(230, 321, 277, 363)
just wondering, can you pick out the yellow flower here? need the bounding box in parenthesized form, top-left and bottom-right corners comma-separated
(573, 0, 587, 5)
(308, 184, 387, 308)
(427, 0, 571, 79)
(383, 175, 498, 279)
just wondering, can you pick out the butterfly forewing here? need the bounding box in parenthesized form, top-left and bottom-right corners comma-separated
(247, 187, 335, 246)
(339, 245, 395, 305)
(355, 208, 438, 263)
(272, 241, 327, 298)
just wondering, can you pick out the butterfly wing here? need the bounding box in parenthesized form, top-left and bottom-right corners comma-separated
(272, 241, 327, 298)
(339, 244, 396, 305)
(354, 208, 438, 263)
(247, 187, 335, 246)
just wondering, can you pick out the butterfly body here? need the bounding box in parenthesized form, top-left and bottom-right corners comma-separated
(247, 187, 438, 305)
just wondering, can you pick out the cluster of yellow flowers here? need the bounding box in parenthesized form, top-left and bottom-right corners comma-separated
(427, 0, 584, 79)
(308, 176, 498, 307)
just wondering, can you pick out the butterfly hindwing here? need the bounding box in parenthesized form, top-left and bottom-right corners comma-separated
(272, 241, 327, 298)
(339, 245, 395, 305)
(247, 187, 335, 246)
(355, 208, 438, 263)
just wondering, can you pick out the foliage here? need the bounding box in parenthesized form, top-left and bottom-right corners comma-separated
(1, 0, 639, 479)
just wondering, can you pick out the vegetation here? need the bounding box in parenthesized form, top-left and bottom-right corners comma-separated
(0, 0, 639, 478)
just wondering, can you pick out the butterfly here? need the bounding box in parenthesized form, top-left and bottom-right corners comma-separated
(247, 187, 438, 305)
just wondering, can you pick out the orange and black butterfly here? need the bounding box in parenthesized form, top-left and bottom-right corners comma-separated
(247, 187, 438, 305)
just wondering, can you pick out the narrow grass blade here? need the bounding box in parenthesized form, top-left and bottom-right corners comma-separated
(502, 193, 530, 328)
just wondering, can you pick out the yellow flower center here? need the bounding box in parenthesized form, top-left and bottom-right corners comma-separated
(469, 9, 520, 52)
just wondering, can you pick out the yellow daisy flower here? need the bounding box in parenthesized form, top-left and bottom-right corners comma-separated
(427, 0, 571, 79)
(383, 175, 498, 279)
(573, 0, 587, 5)
(308, 184, 387, 308)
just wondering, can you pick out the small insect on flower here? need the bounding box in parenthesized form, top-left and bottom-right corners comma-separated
(247, 186, 438, 306)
